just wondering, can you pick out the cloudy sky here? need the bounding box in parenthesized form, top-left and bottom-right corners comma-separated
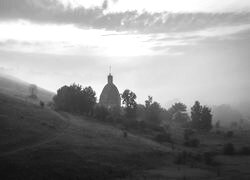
(0, 0, 250, 107)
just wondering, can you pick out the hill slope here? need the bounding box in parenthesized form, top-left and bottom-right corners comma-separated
(0, 72, 54, 103)
(0, 92, 175, 179)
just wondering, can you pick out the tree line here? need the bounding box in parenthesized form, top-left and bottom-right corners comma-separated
(53, 84, 213, 132)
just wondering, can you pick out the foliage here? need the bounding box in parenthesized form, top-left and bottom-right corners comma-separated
(121, 89, 137, 118)
(168, 102, 187, 116)
(191, 101, 213, 131)
(215, 120, 220, 129)
(39, 101, 45, 108)
(223, 143, 235, 155)
(184, 138, 200, 148)
(53, 84, 96, 114)
(168, 102, 189, 123)
(239, 146, 250, 155)
(154, 131, 172, 143)
(94, 105, 109, 121)
(145, 101, 162, 125)
(225, 131, 234, 138)
(184, 128, 195, 141)
(203, 152, 217, 165)
(145, 96, 153, 109)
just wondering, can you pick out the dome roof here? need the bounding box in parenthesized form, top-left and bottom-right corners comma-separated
(99, 74, 121, 108)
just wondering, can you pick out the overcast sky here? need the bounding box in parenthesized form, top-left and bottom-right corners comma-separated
(0, 0, 250, 107)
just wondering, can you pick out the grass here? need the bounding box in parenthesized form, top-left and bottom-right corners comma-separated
(1, 89, 250, 179)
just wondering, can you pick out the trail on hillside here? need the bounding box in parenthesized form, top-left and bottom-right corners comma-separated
(0, 111, 172, 158)
(0, 110, 70, 157)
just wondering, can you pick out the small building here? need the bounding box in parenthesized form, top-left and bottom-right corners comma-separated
(99, 73, 121, 109)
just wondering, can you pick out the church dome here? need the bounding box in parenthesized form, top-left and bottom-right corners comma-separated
(99, 73, 121, 109)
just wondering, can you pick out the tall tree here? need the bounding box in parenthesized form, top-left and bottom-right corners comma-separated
(191, 101, 203, 129)
(191, 101, 213, 131)
(146, 101, 162, 125)
(168, 102, 188, 123)
(122, 89, 137, 118)
(53, 84, 96, 114)
(200, 106, 213, 131)
(145, 96, 153, 109)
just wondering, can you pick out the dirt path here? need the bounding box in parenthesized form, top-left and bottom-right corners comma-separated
(0, 112, 172, 158)
(0, 110, 70, 157)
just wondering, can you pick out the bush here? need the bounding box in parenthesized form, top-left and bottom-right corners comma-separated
(239, 146, 250, 155)
(174, 151, 188, 165)
(154, 132, 172, 143)
(223, 143, 235, 155)
(203, 152, 215, 165)
(94, 105, 109, 121)
(226, 131, 234, 138)
(39, 101, 45, 108)
(184, 128, 195, 141)
(184, 138, 200, 147)
(215, 130, 222, 135)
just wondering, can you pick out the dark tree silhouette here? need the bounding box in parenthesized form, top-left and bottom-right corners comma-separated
(191, 101, 203, 129)
(191, 101, 213, 131)
(122, 89, 137, 118)
(145, 96, 153, 109)
(200, 106, 213, 131)
(53, 83, 96, 114)
(168, 102, 188, 123)
(145, 101, 162, 125)
(94, 105, 109, 121)
(169, 102, 187, 114)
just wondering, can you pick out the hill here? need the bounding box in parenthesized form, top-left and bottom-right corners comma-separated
(0, 91, 173, 179)
(0, 72, 54, 103)
(1, 74, 250, 179)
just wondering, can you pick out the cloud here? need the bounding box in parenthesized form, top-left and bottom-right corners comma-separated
(0, 0, 250, 34)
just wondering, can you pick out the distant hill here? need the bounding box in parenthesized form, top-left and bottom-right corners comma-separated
(212, 104, 243, 126)
(0, 72, 54, 103)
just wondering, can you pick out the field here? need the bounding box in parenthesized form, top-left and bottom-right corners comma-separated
(1, 78, 250, 179)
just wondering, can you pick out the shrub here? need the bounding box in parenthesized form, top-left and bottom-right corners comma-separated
(226, 131, 234, 138)
(215, 130, 222, 135)
(203, 152, 214, 165)
(239, 146, 250, 155)
(174, 151, 187, 165)
(184, 128, 195, 141)
(94, 105, 109, 121)
(223, 143, 235, 155)
(154, 132, 172, 143)
(184, 138, 200, 147)
(39, 101, 45, 108)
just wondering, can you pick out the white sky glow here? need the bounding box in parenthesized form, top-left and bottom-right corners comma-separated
(0, 0, 250, 107)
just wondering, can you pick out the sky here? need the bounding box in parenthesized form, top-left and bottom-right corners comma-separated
(0, 0, 250, 108)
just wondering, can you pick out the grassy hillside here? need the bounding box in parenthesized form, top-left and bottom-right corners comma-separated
(0, 92, 169, 179)
(0, 76, 250, 179)
(0, 72, 54, 103)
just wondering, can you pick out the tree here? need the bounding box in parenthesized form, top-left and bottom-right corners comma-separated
(200, 106, 213, 131)
(168, 102, 188, 123)
(121, 89, 137, 118)
(94, 105, 109, 121)
(145, 96, 153, 109)
(53, 84, 96, 114)
(144, 96, 163, 125)
(191, 101, 213, 131)
(215, 120, 220, 129)
(29, 84, 38, 99)
(191, 101, 203, 129)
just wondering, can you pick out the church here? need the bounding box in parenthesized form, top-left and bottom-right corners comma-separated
(99, 72, 121, 109)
